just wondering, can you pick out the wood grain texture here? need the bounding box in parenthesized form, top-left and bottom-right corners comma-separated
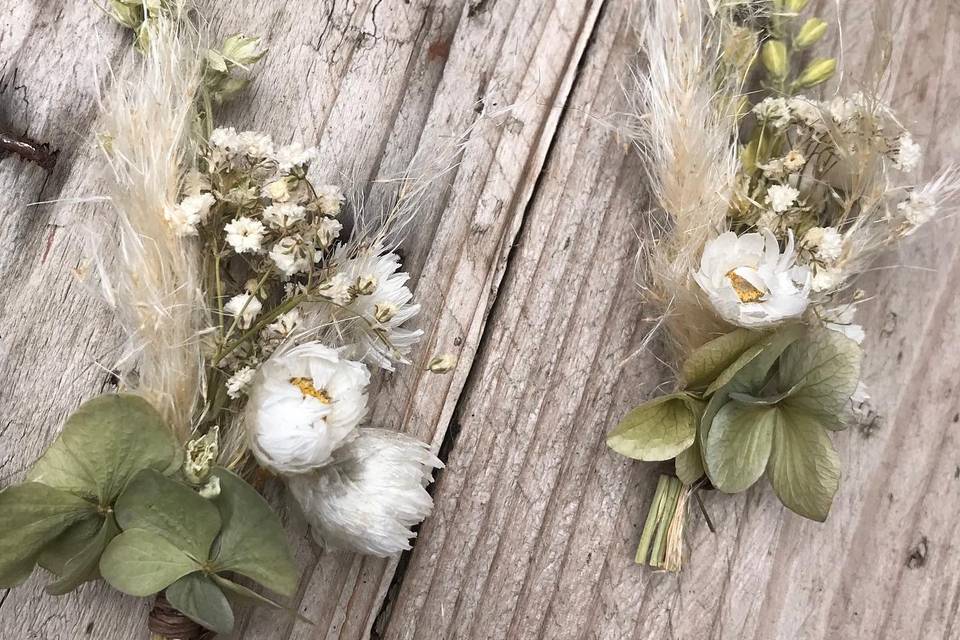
(1, 0, 958, 638)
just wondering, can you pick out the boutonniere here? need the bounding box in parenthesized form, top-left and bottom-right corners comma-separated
(0, 3, 455, 636)
(609, 0, 958, 571)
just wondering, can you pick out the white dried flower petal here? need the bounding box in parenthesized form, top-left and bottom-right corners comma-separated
(164, 192, 215, 236)
(274, 142, 319, 173)
(316, 217, 343, 250)
(803, 226, 843, 263)
(269, 235, 311, 277)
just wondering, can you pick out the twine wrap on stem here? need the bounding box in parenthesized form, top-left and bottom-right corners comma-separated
(148, 593, 215, 640)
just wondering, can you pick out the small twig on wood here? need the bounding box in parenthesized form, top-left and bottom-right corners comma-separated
(0, 130, 58, 170)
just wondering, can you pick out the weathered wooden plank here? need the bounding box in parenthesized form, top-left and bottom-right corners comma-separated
(379, 1, 960, 639)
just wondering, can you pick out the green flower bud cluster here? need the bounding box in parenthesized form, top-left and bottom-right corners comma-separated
(761, 0, 835, 94)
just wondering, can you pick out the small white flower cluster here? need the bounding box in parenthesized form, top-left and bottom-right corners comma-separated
(180, 127, 437, 556)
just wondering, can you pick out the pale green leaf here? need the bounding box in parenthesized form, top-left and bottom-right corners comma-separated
(211, 468, 297, 596)
(166, 573, 235, 635)
(767, 408, 841, 521)
(100, 529, 201, 596)
(778, 328, 862, 425)
(705, 324, 805, 396)
(675, 440, 704, 485)
(699, 325, 806, 449)
(28, 394, 178, 503)
(705, 402, 777, 493)
(681, 329, 766, 389)
(212, 575, 316, 626)
(38, 515, 103, 576)
(607, 394, 702, 462)
(45, 516, 119, 595)
(115, 469, 221, 561)
(0, 483, 97, 588)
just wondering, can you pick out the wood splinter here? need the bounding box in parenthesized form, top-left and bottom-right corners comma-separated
(0, 129, 58, 170)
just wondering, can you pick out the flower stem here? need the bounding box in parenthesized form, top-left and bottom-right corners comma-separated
(636, 474, 687, 572)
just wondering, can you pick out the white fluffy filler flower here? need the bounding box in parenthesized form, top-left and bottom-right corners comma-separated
(286, 428, 442, 556)
(164, 193, 215, 236)
(894, 134, 922, 172)
(246, 343, 369, 474)
(224, 293, 262, 329)
(753, 97, 791, 129)
(694, 230, 811, 328)
(803, 226, 844, 262)
(225, 217, 266, 254)
(274, 142, 319, 173)
(226, 366, 256, 399)
(269, 235, 311, 277)
(765, 184, 800, 213)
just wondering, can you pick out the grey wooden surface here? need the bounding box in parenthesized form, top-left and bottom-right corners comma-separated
(1, 0, 958, 638)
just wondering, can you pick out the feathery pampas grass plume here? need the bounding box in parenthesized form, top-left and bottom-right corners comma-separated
(287, 428, 442, 556)
(96, 12, 207, 440)
(628, 0, 743, 362)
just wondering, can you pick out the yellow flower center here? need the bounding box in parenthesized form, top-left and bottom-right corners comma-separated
(289, 377, 332, 404)
(725, 270, 766, 303)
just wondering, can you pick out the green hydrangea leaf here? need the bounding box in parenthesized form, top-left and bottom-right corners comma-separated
(210, 468, 297, 596)
(608, 394, 703, 461)
(767, 408, 841, 521)
(28, 394, 179, 504)
(705, 402, 777, 493)
(100, 529, 201, 596)
(675, 440, 704, 485)
(699, 325, 806, 449)
(45, 515, 119, 595)
(681, 329, 766, 390)
(166, 572, 235, 635)
(38, 515, 103, 576)
(0, 483, 97, 588)
(778, 328, 863, 426)
(115, 469, 221, 561)
(705, 324, 805, 396)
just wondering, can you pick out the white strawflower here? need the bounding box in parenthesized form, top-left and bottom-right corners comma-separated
(226, 366, 256, 399)
(765, 184, 800, 213)
(694, 230, 811, 328)
(246, 343, 370, 474)
(894, 134, 922, 172)
(263, 202, 306, 229)
(224, 217, 266, 254)
(164, 193, 215, 236)
(314, 185, 345, 216)
(897, 191, 937, 227)
(803, 226, 844, 263)
(759, 159, 786, 180)
(286, 428, 441, 556)
(753, 97, 791, 129)
(316, 217, 343, 250)
(224, 293, 263, 329)
(269, 235, 311, 277)
(325, 248, 423, 370)
(274, 142, 319, 173)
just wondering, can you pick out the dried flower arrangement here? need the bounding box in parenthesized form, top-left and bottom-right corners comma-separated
(0, 2, 453, 635)
(608, 0, 959, 571)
